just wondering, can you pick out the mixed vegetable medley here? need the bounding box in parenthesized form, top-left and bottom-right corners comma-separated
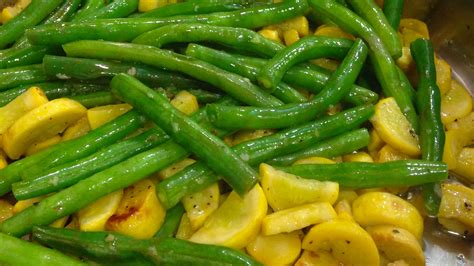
(0, 0, 473, 265)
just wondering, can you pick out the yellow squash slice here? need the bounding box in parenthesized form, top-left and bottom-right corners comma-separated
(0, 199, 13, 223)
(87, 103, 132, 129)
(2, 98, 86, 159)
(246, 231, 302, 265)
(170, 90, 199, 116)
(371, 97, 420, 156)
(302, 219, 380, 266)
(352, 192, 424, 241)
(438, 183, 474, 232)
(295, 250, 339, 266)
(343, 152, 373, 163)
(25, 135, 62, 156)
(78, 190, 123, 232)
(260, 163, 338, 211)
(62, 116, 91, 141)
(441, 80, 472, 124)
(176, 213, 195, 240)
(262, 202, 337, 236)
(453, 148, 474, 183)
(189, 184, 267, 249)
(182, 183, 220, 230)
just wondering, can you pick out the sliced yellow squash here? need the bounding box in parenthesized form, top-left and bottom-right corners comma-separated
(453, 148, 474, 183)
(230, 129, 275, 146)
(366, 225, 425, 266)
(77, 190, 123, 232)
(0, 199, 13, 223)
(182, 183, 219, 231)
(302, 219, 380, 266)
(87, 103, 132, 130)
(295, 250, 339, 266)
(314, 25, 355, 40)
(170, 90, 199, 116)
(343, 152, 373, 163)
(352, 192, 424, 241)
(438, 183, 474, 230)
(260, 163, 338, 211)
(368, 129, 385, 158)
(435, 57, 452, 96)
(283, 29, 300, 46)
(2, 98, 86, 159)
(293, 156, 335, 165)
(441, 80, 473, 124)
(262, 202, 336, 236)
(25, 135, 62, 156)
(62, 116, 91, 141)
(138, 0, 167, 12)
(0, 150, 7, 169)
(189, 184, 267, 249)
(106, 179, 166, 239)
(176, 213, 195, 240)
(246, 231, 302, 265)
(0, 87, 48, 135)
(377, 144, 414, 163)
(334, 199, 354, 221)
(258, 29, 282, 44)
(157, 158, 196, 180)
(371, 97, 420, 156)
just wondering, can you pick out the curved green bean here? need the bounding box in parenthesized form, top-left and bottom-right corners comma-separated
(309, 0, 418, 132)
(69, 91, 119, 108)
(135, 0, 250, 18)
(411, 38, 445, 215)
(75, 0, 139, 21)
(112, 74, 259, 195)
(275, 160, 448, 188)
(258, 36, 353, 90)
(63, 41, 282, 107)
(206, 39, 368, 129)
(185, 44, 378, 106)
(0, 140, 188, 237)
(346, 0, 402, 58)
(26, 0, 308, 46)
(0, 0, 63, 48)
(154, 204, 185, 239)
(268, 128, 370, 166)
(133, 23, 284, 58)
(158, 104, 374, 208)
(71, 0, 106, 21)
(0, 232, 85, 266)
(0, 64, 52, 91)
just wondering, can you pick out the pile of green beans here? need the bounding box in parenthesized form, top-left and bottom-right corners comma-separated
(0, 0, 455, 264)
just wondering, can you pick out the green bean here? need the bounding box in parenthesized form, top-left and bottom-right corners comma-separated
(185, 44, 378, 105)
(165, 87, 223, 104)
(411, 38, 445, 216)
(0, 232, 85, 266)
(0, 64, 52, 91)
(346, 0, 402, 58)
(0, 45, 60, 69)
(398, 66, 417, 103)
(26, 0, 308, 46)
(268, 128, 370, 166)
(135, 1, 249, 18)
(112, 74, 259, 195)
(275, 160, 448, 188)
(42, 55, 215, 91)
(383, 0, 404, 30)
(133, 23, 284, 58)
(154, 204, 185, 239)
(0, 111, 146, 196)
(63, 41, 282, 107)
(258, 36, 353, 90)
(76, 0, 139, 21)
(12, 128, 170, 200)
(158, 104, 374, 208)
(69, 91, 119, 108)
(71, 0, 106, 22)
(185, 44, 306, 103)
(32, 227, 262, 265)
(0, 82, 109, 107)
(0, 140, 188, 237)
(0, 0, 63, 48)
(309, 0, 418, 132)
(207, 39, 368, 129)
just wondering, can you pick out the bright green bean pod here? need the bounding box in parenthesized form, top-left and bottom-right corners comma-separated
(63, 41, 282, 107)
(276, 160, 448, 188)
(0, 64, 52, 91)
(185, 44, 378, 105)
(69, 91, 119, 108)
(0, 82, 109, 107)
(133, 23, 284, 58)
(71, 0, 106, 21)
(79, 0, 138, 20)
(0, 111, 145, 196)
(12, 128, 170, 200)
(207, 39, 368, 129)
(154, 204, 185, 239)
(26, 0, 308, 46)
(0, 45, 60, 69)
(158, 104, 374, 208)
(165, 87, 223, 104)
(383, 0, 404, 30)
(411, 38, 445, 215)
(185, 44, 306, 103)
(135, 1, 249, 18)
(0, 232, 85, 266)
(346, 0, 402, 58)
(398, 66, 417, 103)
(42, 55, 214, 91)
(112, 74, 259, 195)
(33, 227, 262, 265)
(0, 0, 63, 48)
(268, 128, 370, 166)
(309, 0, 418, 132)
(258, 36, 353, 90)
(0, 140, 188, 237)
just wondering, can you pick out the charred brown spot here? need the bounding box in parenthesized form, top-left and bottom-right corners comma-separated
(107, 207, 138, 223)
